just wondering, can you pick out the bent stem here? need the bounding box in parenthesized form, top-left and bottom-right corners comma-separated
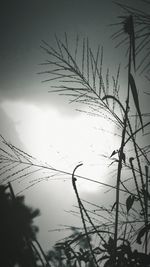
(72, 164, 99, 267)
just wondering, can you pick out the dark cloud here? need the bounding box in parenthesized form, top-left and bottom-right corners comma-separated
(0, 0, 119, 104)
(1, 0, 145, 108)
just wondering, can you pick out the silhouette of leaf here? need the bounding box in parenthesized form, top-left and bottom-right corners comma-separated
(137, 223, 150, 244)
(126, 195, 135, 213)
(129, 73, 143, 130)
(108, 159, 119, 167)
(111, 201, 117, 211)
(110, 150, 117, 158)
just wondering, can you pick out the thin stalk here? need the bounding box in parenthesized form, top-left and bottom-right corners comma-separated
(129, 158, 145, 215)
(30, 241, 45, 267)
(4, 158, 130, 195)
(72, 164, 99, 267)
(145, 165, 149, 254)
(114, 27, 132, 257)
(34, 239, 51, 267)
(128, 121, 146, 217)
(123, 214, 128, 244)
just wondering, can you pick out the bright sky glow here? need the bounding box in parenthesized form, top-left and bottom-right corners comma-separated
(1, 100, 121, 192)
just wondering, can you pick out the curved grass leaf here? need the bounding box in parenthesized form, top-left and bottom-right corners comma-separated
(129, 73, 143, 131)
(110, 150, 118, 158)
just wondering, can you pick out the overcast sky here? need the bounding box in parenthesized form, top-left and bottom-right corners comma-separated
(0, 0, 149, 251)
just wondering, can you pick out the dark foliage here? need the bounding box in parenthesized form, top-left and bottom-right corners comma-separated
(0, 184, 40, 267)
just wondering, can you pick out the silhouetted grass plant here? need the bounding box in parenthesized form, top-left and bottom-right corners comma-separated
(38, 10, 150, 267)
(0, 2, 150, 267)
